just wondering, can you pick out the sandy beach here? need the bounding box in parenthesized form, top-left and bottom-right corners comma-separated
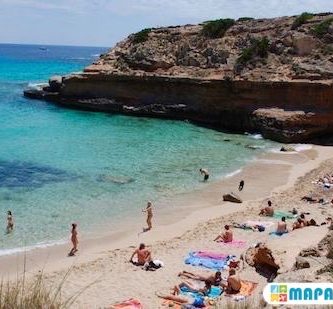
(1, 145, 333, 308)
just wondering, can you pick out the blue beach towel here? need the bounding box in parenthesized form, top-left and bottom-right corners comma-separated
(181, 286, 222, 299)
(273, 211, 296, 220)
(184, 252, 235, 270)
(269, 231, 288, 237)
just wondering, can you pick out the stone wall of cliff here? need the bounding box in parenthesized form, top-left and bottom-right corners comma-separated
(52, 73, 333, 142)
(24, 12, 333, 143)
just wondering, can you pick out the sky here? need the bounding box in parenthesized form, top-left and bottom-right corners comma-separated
(0, 0, 332, 47)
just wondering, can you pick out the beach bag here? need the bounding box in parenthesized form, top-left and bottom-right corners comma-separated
(258, 225, 265, 232)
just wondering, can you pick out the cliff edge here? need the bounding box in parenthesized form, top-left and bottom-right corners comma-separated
(24, 13, 333, 142)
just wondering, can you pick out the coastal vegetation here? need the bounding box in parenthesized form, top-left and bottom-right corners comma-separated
(236, 36, 270, 66)
(0, 266, 90, 309)
(312, 18, 333, 38)
(238, 17, 254, 22)
(201, 18, 235, 38)
(132, 28, 152, 44)
(291, 12, 313, 30)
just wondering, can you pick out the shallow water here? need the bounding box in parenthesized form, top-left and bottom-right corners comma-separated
(0, 44, 278, 254)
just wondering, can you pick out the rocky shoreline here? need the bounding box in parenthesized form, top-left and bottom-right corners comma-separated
(24, 12, 333, 143)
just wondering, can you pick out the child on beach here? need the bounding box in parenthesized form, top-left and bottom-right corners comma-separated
(68, 223, 78, 256)
(142, 201, 153, 232)
(6, 211, 14, 233)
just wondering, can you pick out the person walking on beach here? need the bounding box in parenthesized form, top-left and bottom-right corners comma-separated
(238, 180, 244, 191)
(142, 201, 153, 232)
(199, 168, 209, 181)
(6, 210, 14, 233)
(68, 223, 78, 256)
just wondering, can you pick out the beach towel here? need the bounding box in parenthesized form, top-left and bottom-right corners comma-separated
(161, 299, 212, 308)
(180, 286, 222, 299)
(225, 280, 258, 301)
(184, 251, 234, 270)
(246, 220, 275, 228)
(108, 298, 143, 309)
(269, 231, 288, 237)
(273, 211, 296, 220)
(195, 251, 228, 260)
(217, 240, 246, 248)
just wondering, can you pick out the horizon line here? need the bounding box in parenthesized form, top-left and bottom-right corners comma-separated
(0, 42, 109, 49)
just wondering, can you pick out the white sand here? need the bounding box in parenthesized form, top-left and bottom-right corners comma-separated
(1, 145, 333, 308)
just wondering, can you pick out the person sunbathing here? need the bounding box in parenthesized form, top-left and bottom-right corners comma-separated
(259, 200, 274, 217)
(178, 270, 222, 286)
(275, 217, 288, 235)
(175, 280, 212, 296)
(221, 268, 241, 294)
(156, 292, 206, 308)
(214, 225, 233, 242)
(292, 218, 304, 230)
(129, 243, 152, 266)
(232, 222, 265, 232)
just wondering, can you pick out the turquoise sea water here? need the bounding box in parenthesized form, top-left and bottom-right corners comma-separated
(0, 44, 278, 254)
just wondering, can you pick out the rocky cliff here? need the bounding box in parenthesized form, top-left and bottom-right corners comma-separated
(24, 13, 333, 142)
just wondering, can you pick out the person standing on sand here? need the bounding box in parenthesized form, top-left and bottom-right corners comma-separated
(238, 180, 244, 191)
(68, 223, 78, 256)
(199, 168, 209, 181)
(6, 210, 14, 233)
(142, 201, 153, 232)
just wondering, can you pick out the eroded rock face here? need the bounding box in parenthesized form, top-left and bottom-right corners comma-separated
(292, 34, 319, 56)
(294, 256, 310, 269)
(245, 243, 280, 280)
(299, 246, 321, 257)
(223, 192, 242, 203)
(23, 13, 333, 143)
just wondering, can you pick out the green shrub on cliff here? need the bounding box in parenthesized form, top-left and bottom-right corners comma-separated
(132, 28, 152, 44)
(238, 17, 254, 22)
(237, 36, 270, 65)
(202, 18, 235, 38)
(312, 18, 333, 38)
(291, 12, 313, 30)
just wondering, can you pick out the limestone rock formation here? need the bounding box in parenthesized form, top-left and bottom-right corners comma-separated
(223, 192, 242, 203)
(294, 256, 310, 269)
(244, 243, 280, 280)
(24, 13, 333, 143)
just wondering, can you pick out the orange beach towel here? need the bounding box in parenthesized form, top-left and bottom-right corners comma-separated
(238, 280, 258, 296)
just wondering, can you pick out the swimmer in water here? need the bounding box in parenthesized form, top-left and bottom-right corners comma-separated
(6, 210, 14, 233)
